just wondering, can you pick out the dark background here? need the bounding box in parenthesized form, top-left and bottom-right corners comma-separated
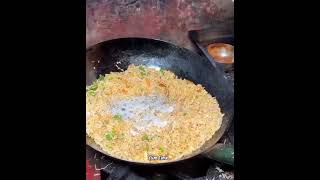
(0, 0, 314, 179)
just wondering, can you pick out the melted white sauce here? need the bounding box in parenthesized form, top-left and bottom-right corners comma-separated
(110, 94, 174, 135)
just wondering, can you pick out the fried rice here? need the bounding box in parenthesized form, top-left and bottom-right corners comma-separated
(86, 65, 223, 163)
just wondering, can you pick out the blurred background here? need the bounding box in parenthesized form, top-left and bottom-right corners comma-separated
(86, 0, 233, 50)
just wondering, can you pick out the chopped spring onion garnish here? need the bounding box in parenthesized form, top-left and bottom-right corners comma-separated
(105, 129, 116, 140)
(86, 74, 106, 96)
(139, 65, 148, 76)
(113, 114, 123, 121)
(159, 146, 165, 153)
(142, 134, 152, 141)
(160, 68, 165, 75)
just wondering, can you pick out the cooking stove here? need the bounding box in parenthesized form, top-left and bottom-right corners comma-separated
(85, 35, 235, 180)
(85, 41, 234, 179)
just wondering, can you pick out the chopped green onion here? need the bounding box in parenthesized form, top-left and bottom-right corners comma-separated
(98, 74, 105, 81)
(86, 83, 98, 92)
(112, 128, 116, 134)
(86, 74, 106, 96)
(87, 90, 96, 96)
(142, 134, 152, 141)
(113, 114, 123, 121)
(160, 68, 165, 75)
(139, 65, 148, 76)
(105, 132, 115, 140)
(159, 146, 165, 153)
(139, 65, 146, 71)
(105, 128, 116, 140)
(107, 75, 113, 80)
(183, 112, 187, 116)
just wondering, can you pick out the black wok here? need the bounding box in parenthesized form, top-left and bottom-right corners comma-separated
(86, 38, 234, 165)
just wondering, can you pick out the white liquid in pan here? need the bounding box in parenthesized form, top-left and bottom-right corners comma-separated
(110, 94, 175, 135)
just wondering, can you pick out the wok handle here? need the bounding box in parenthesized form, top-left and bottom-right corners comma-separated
(201, 143, 234, 166)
